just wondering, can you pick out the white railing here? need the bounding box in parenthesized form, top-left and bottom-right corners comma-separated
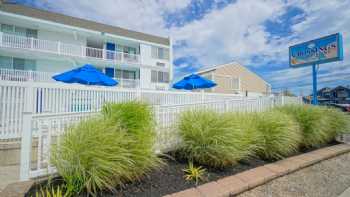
(0, 32, 141, 64)
(0, 68, 55, 82)
(19, 95, 301, 180)
(0, 68, 141, 88)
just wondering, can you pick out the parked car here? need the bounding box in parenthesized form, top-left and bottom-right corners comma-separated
(326, 103, 350, 113)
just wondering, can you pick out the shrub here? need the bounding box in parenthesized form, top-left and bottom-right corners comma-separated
(178, 110, 261, 168)
(276, 105, 332, 148)
(320, 107, 350, 140)
(101, 101, 161, 178)
(51, 117, 133, 195)
(102, 101, 153, 134)
(52, 101, 161, 195)
(255, 110, 302, 160)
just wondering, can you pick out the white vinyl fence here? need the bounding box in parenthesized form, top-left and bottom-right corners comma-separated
(0, 81, 302, 180)
(18, 95, 301, 180)
(0, 81, 244, 139)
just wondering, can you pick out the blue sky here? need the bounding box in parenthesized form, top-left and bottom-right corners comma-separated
(16, 0, 350, 95)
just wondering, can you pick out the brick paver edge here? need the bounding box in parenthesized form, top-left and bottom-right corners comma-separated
(166, 144, 350, 197)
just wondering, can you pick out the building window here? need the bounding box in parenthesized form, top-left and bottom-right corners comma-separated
(151, 70, 169, 83)
(115, 69, 137, 80)
(151, 46, 169, 60)
(122, 70, 136, 79)
(1, 24, 13, 34)
(0, 56, 36, 70)
(0, 56, 13, 69)
(0, 24, 37, 38)
(13, 58, 36, 70)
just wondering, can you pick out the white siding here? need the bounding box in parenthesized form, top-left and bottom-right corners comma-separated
(36, 59, 75, 73)
(37, 29, 86, 46)
(140, 43, 170, 68)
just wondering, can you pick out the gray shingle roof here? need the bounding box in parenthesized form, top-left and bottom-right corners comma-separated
(0, 2, 170, 45)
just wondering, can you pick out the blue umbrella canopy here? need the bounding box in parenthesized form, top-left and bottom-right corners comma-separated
(52, 64, 118, 86)
(172, 74, 216, 90)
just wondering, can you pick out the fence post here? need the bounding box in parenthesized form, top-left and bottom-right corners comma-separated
(81, 46, 85, 57)
(281, 95, 285, 106)
(0, 32, 3, 46)
(153, 105, 161, 154)
(201, 90, 204, 103)
(19, 85, 34, 181)
(57, 41, 61, 54)
(136, 87, 142, 100)
(20, 112, 33, 180)
(30, 37, 34, 49)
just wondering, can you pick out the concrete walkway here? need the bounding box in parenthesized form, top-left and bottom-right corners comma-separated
(0, 165, 19, 192)
(338, 187, 350, 197)
(238, 151, 350, 197)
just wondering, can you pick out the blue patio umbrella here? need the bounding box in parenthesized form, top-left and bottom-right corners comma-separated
(52, 64, 118, 86)
(172, 74, 216, 90)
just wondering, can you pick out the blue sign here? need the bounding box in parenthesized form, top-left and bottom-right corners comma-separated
(289, 33, 343, 67)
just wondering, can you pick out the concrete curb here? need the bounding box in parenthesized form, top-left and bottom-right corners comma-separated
(166, 144, 350, 197)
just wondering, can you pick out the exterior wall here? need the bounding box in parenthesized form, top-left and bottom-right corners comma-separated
(199, 63, 271, 95)
(140, 43, 170, 68)
(140, 43, 171, 90)
(38, 29, 87, 46)
(140, 67, 169, 90)
(36, 59, 76, 73)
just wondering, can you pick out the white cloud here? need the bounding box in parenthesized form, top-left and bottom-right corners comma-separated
(31, 0, 178, 36)
(158, 0, 192, 12)
(170, 0, 287, 66)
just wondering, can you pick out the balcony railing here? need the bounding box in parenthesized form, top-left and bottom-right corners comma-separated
(0, 32, 141, 64)
(0, 68, 55, 82)
(0, 68, 140, 88)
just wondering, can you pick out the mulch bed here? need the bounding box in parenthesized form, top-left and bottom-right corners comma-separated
(26, 141, 338, 197)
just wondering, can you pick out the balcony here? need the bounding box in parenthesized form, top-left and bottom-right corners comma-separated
(0, 68, 140, 88)
(0, 32, 141, 64)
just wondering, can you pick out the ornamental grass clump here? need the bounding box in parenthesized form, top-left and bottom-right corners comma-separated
(51, 101, 161, 196)
(102, 101, 162, 179)
(255, 110, 302, 160)
(320, 107, 350, 141)
(178, 110, 261, 168)
(276, 105, 332, 148)
(51, 117, 133, 195)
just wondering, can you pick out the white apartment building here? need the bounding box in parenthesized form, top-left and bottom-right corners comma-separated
(0, 2, 173, 90)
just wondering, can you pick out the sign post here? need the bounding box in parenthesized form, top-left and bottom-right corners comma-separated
(289, 33, 343, 105)
(312, 64, 318, 105)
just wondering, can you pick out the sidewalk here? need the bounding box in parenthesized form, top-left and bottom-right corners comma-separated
(338, 187, 350, 197)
